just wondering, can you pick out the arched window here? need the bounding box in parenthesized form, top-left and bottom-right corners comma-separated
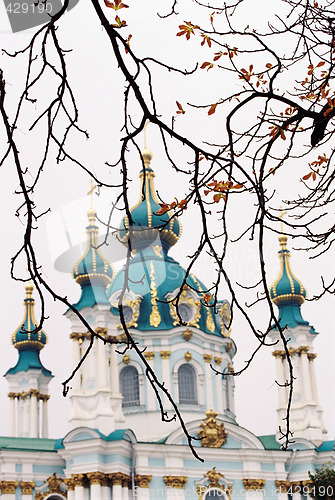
(178, 364, 197, 404)
(120, 366, 140, 407)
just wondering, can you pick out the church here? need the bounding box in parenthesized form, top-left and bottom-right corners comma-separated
(1, 148, 334, 500)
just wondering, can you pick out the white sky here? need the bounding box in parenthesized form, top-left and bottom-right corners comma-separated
(0, 0, 334, 442)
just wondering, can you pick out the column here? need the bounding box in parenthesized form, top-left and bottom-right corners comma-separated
(21, 392, 29, 437)
(64, 478, 75, 500)
(163, 476, 187, 499)
(308, 353, 319, 403)
(8, 393, 16, 437)
(122, 474, 131, 500)
(109, 473, 124, 499)
(110, 342, 120, 396)
(160, 351, 171, 410)
(96, 331, 108, 390)
(29, 389, 39, 438)
(20, 481, 35, 500)
(101, 474, 111, 500)
(243, 479, 265, 500)
(72, 474, 89, 500)
(40, 394, 50, 438)
(134, 475, 152, 499)
(143, 352, 156, 411)
(18, 393, 24, 436)
(297, 347, 313, 402)
(290, 481, 302, 499)
(214, 357, 223, 413)
(0, 481, 19, 500)
(87, 472, 105, 500)
(203, 354, 214, 408)
(70, 334, 81, 391)
(275, 480, 291, 500)
(272, 351, 287, 408)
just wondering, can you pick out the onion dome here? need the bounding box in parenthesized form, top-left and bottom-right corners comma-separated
(6, 285, 52, 376)
(270, 235, 313, 330)
(72, 209, 114, 310)
(118, 149, 181, 252)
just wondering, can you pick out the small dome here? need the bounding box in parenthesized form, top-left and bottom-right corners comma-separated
(270, 235, 307, 305)
(73, 209, 114, 286)
(118, 150, 181, 252)
(11, 284, 47, 351)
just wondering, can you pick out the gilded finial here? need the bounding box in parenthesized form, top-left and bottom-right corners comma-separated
(87, 179, 97, 211)
(278, 206, 288, 248)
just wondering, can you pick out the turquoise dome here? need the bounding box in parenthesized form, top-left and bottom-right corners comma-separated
(108, 150, 226, 337)
(11, 284, 47, 351)
(270, 235, 307, 305)
(6, 285, 52, 377)
(72, 209, 114, 310)
(118, 149, 182, 252)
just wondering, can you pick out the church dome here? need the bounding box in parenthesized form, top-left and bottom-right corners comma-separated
(12, 284, 47, 351)
(270, 235, 307, 305)
(118, 150, 181, 252)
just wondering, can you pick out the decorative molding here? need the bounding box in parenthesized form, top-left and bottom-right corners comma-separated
(116, 298, 141, 329)
(135, 475, 152, 488)
(184, 351, 192, 362)
(123, 354, 130, 364)
(288, 347, 296, 356)
(198, 409, 227, 448)
(160, 351, 171, 359)
(39, 394, 50, 402)
(143, 351, 155, 361)
(308, 352, 317, 361)
(205, 468, 225, 488)
(95, 327, 108, 339)
(29, 388, 40, 397)
(272, 349, 286, 358)
(87, 472, 106, 486)
(182, 329, 193, 341)
(243, 479, 266, 491)
(296, 345, 309, 356)
(214, 356, 222, 365)
(163, 476, 188, 489)
(71, 474, 89, 488)
(0, 481, 19, 494)
(275, 480, 291, 493)
(20, 482, 35, 495)
(203, 354, 213, 363)
(109, 472, 125, 487)
(64, 478, 75, 491)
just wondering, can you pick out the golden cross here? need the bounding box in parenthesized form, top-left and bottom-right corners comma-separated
(87, 179, 97, 209)
(143, 119, 149, 149)
(279, 206, 287, 234)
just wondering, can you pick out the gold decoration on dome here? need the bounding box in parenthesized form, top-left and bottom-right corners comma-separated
(191, 274, 215, 333)
(144, 351, 155, 360)
(243, 479, 266, 491)
(275, 480, 291, 493)
(182, 329, 193, 341)
(214, 356, 222, 365)
(20, 481, 35, 495)
(169, 289, 201, 328)
(163, 476, 188, 489)
(149, 261, 161, 327)
(160, 350, 171, 359)
(123, 354, 130, 364)
(152, 245, 163, 257)
(0, 481, 19, 495)
(203, 354, 213, 363)
(198, 409, 227, 448)
(184, 351, 192, 362)
(135, 475, 152, 488)
(220, 302, 231, 336)
(116, 298, 141, 329)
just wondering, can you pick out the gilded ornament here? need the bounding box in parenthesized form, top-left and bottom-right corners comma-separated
(152, 244, 163, 257)
(144, 351, 155, 361)
(21, 391, 28, 400)
(296, 345, 309, 356)
(227, 362, 234, 373)
(272, 350, 286, 358)
(198, 409, 227, 448)
(308, 352, 317, 360)
(72, 474, 89, 488)
(29, 388, 40, 397)
(288, 347, 296, 356)
(225, 341, 233, 352)
(135, 475, 152, 488)
(243, 479, 266, 491)
(160, 350, 171, 359)
(205, 468, 225, 488)
(39, 394, 50, 402)
(203, 354, 213, 363)
(123, 354, 130, 364)
(95, 327, 108, 339)
(163, 476, 188, 488)
(116, 298, 141, 329)
(87, 471, 106, 486)
(220, 302, 231, 336)
(64, 478, 75, 491)
(0, 481, 19, 494)
(169, 289, 201, 328)
(8, 392, 16, 399)
(214, 356, 222, 365)
(149, 261, 161, 327)
(109, 472, 125, 486)
(191, 274, 215, 333)
(275, 480, 291, 493)
(20, 481, 35, 495)
(182, 329, 193, 341)
(184, 351, 192, 362)
(47, 473, 64, 492)
(290, 481, 303, 493)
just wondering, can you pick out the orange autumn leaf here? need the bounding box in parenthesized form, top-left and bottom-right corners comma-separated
(176, 22, 200, 40)
(156, 204, 170, 215)
(176, 101, 185, 115)
(201, 61, 213, 71)
(203, 293, 213, 305)
(208, 102, 218, 115)
(201, 35, 212, 47)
